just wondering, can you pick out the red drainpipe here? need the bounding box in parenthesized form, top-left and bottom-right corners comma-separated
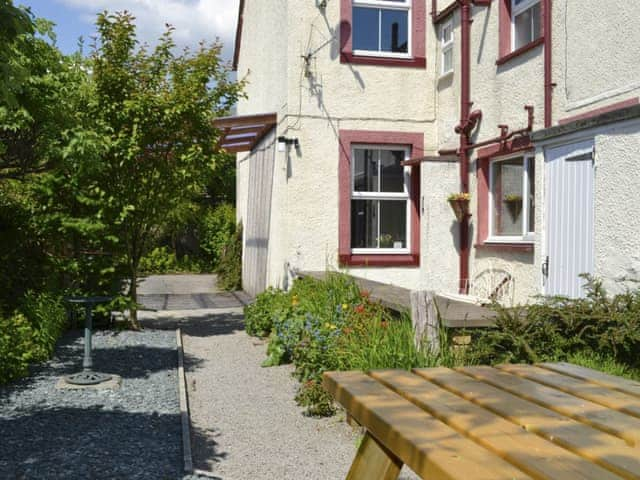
(543, 0, 553, 127)
(458, 0, 472, 293)
(456, 0, 490, 293)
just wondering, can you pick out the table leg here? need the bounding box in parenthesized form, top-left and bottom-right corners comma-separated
(346, 432, 402, 480)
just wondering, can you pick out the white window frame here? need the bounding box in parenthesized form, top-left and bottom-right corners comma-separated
(511, 0, 540, 51)
(351, 144, 412, 254)
(487, 154, 535, 243)
(352, 0, 412, 59)
(440, 20, 454, 75)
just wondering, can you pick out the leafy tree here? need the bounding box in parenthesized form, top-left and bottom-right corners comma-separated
(68, 12, 244, 327)
(0, 0, 34, 106)
(0, 8, 97, 308)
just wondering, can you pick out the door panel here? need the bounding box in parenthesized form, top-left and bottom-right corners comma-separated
(243, 128, 276, 297)
(544, 140, 595, 297)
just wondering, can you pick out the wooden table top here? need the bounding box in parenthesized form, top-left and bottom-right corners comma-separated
(323, 363, 640, 480)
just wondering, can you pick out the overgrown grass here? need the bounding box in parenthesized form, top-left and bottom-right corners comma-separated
(245, 273, 463, 416)
(566, 351, 640, 382)
(247, 273, 640, 417)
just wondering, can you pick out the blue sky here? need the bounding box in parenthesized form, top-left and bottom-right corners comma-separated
(19, 0, 240, 62)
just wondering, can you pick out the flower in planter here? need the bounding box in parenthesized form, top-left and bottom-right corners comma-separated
(503, 194, 523, 203)
(447, 192, 471, 202)
(503, 194, 523, 221)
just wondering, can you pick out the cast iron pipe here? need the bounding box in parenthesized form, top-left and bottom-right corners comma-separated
(463, 105, 534, 152)
(544, 0, 553, 127)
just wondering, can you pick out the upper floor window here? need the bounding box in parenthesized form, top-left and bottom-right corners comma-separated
(512, 0, 541, 50)
(352, 0, 411, 57)
(440, 20, 453, 75)
(489, 155, 535, 241)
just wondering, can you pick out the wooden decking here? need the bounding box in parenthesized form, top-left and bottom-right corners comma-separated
(298, 271, 496, 327)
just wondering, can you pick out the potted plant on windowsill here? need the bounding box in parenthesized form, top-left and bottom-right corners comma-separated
(379, 233, 394, 248)
(447, 192, 471, 222)
(503, 194, 523, 222)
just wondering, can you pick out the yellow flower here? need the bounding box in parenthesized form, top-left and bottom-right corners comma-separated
(291, 294, 299, 306)
(342, 303, 349, 310)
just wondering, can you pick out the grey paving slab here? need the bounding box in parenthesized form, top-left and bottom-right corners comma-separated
(138, 274, 219, 295)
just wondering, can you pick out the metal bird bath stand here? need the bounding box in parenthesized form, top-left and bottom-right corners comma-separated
(64, 296, 113, 385)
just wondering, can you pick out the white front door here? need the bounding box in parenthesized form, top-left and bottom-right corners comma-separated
(544, 139, 595, 297)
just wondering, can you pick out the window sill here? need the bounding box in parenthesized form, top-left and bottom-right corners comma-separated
(438, 70, 454, 81)
(496, 37, 544, 66)
(341, 51, 426, 68)
(339, 253, 419, 267)
(475, 242, 534, 252)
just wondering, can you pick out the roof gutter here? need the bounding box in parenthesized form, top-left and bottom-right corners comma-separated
(232, 0, 245, 71)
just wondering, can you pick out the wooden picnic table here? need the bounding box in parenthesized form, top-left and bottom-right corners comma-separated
(323, 363, 640, 480)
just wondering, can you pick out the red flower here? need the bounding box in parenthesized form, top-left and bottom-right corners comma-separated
(354, 304, 365, 314)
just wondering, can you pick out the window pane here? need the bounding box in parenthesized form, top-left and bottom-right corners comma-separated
(443, 48, 453, 73)
(353, 7, 379, 51)
(492, 159, 524, 236)
(380, 201, 407, 248)
(381, 9, 408, 53)
(380, 149, 405, 192)
(531, 3, 541, 41)
(527, 159, 535, 233)
(514, 3, 541, 49)
(351, 199, 378, 248)
(353, 149, 378, 192)
(442, 24, 452, 43)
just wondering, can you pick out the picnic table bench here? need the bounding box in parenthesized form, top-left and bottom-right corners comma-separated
(323, 363, 640, 480)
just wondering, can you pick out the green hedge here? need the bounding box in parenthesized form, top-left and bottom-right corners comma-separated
(216, 222, 242, 291)
(469, 277, 640, 371)
(199, 203, 236, 268)
(0, 292, 67, 384)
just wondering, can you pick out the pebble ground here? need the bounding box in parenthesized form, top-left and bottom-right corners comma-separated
(0, 328, 182, 479)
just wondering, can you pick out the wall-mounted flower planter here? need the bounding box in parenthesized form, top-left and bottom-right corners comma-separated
(447, 193, 471, 222)
(503, 196, 522, 222)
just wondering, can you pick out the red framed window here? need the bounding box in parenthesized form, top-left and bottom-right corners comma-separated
(340, 0, 426, 68)
(497, 0, 544, 65)
(476, 137, 535, 252)
(339, 130, 422, 266)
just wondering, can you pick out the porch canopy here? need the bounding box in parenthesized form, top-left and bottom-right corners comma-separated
(214, 112, 277, 153)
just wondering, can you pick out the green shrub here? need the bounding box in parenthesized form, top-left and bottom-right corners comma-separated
(139, 246, 180, 274)
(0, 292, 68, 384)
(295, 380, 336, 417)
(254, 273, 459, 415)
(216, 222, 242, 291)
(469, 277, 640, 369)
(199, 203, 236, 268)
(139, 246, 202, 274)
(20, 292, 67, 358)
(245, 287, 290, 337)
(0, 313, 43, 383)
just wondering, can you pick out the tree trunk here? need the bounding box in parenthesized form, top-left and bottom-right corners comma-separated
(128, 267, 141, 330)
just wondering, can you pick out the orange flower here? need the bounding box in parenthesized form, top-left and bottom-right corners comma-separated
(380, 321, 388, 329)
(354, 304, 365, 314)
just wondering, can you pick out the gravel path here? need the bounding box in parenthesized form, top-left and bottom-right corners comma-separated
(0, 329, 183, 480)
(182, 307, 420, 480)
